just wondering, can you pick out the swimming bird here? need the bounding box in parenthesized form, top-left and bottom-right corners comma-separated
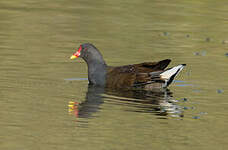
(70, 43, 186, 90)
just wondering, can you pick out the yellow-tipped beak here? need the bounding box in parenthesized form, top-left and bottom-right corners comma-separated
(70, 55, 77, 60)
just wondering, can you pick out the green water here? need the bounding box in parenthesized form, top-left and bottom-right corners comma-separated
(1, 0, 228, 149)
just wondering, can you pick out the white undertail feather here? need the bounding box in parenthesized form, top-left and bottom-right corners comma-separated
(160, 64, 185, 79)
(160, 64, 186, 87)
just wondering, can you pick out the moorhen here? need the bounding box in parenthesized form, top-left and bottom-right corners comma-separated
(70, 43, 186, 90)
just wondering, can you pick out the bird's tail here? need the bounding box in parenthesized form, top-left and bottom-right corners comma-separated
(160, 64, 186, 87)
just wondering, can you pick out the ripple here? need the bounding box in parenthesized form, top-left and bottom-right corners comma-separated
(64, 78, 88, 81)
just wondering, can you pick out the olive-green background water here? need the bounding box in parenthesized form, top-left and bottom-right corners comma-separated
(1, 0, 228, 150)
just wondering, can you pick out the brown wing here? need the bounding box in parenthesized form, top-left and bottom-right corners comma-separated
(106, 65, 136, 89)
(106, 59, 171, 89)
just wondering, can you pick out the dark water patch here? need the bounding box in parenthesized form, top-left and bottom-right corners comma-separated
(193, 50, 207, 56)
(180, 98, 188, 102)
(216, 89, 224, 94)
(193, 52, 200, 56)
(190, 106, 196, 110)
(162, 32, 169, 36)
(192, 116, 200, 119)
(183, 106, 188, 110)
(205, 37, 211, 42)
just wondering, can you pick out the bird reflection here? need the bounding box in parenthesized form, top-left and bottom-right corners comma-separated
(69, 85, 104, 118)
(69, 86, 184, 119)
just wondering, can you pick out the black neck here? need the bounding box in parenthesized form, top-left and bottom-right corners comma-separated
(82, 49, 107, 86)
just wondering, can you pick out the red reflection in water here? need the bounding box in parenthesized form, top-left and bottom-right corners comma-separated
(68, 101, 79, 118)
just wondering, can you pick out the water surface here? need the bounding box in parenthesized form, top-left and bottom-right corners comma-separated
(1, 0, 228, 149)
